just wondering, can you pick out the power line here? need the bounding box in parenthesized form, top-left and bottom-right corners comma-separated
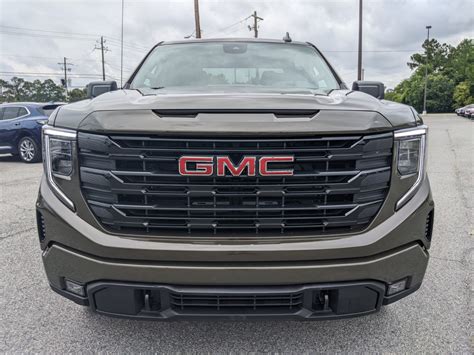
(0, 71, 104, 78)
(105, 39, 148, 53)
(206, 15, 251, 37)
(0, 24, 122, 42)
(1, 54, 69, 60)
(105, 62, 134, 72)
(222, 25, 249, 36)
(0, 26, 149, 51)
(184, 30, 196, 39)
(0, 71, 118, 80)
(72, 48, 100, 63)
(323, 49, 419, 53)
(0, 30, 96, 41)
(220, 16, 252, 33)
(0, 71, 103, 75)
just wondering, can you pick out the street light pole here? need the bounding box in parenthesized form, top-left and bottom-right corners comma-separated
(120, 0, 124, 88)
(357, 0, 363, 81)
(422, 25, 432, 115)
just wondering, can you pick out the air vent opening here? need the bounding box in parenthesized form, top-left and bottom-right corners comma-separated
(152, 109, 319, 119)
(425, 210, 434, 242)
(36, 211, 46, 242)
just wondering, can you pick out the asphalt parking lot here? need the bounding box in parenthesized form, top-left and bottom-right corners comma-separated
(0, 113, 472, 352)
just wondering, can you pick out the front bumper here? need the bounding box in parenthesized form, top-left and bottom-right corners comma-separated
(47, 241, 426, 319)
(37, 173, 434, 320)
(54, 280, 409, 320)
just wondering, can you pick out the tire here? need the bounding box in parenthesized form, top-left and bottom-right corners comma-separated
(18, 136, 41, 163)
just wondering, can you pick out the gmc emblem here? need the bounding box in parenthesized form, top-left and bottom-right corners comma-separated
(179, 156, 294, 176)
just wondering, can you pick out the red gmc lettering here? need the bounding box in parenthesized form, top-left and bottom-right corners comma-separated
(259, 156, 295, 176)
(179, 156, 213, 176)
(217, 156, 256, 176)
(178, 156, 294, 176)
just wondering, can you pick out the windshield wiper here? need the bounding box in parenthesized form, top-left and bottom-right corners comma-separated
(149, 86, 166, 90)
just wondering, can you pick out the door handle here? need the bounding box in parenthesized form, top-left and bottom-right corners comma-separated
(14, 123, 20, 126)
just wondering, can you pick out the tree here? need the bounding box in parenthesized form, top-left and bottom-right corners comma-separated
(2, 77, 29, 102)
(425, 74, 455, 112)
(31, 79, 65, 102)
(68, 88, 87, 102)
(408, 39, 453, 73)
(0, 77, 66, 103)
(387, 38, 473, 112)
(446, 39, 474, 85)
(453, 81, 473, 108)
(0, 79, 9, 103)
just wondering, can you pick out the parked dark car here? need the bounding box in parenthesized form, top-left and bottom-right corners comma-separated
(0, 102, 63, 162)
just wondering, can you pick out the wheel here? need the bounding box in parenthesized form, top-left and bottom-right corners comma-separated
(18, 137, 41, 163)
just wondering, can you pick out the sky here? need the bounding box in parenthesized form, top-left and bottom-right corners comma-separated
(0, 0, 472, 89)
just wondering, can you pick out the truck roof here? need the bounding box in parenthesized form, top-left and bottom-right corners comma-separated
(160, 37, 311, 47)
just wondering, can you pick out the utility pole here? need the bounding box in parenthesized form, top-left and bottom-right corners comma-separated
(357, 0, 363, 81)
(194, 0, 202, 38)
(248, 11, 263, 38)
(58, 57, 73, 101)
(94, 36, 110, 81)
(422, 25, 432, 115)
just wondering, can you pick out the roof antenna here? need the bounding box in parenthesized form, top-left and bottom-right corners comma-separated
(283, 32, 292, 43)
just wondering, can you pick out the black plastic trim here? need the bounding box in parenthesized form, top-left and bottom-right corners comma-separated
(152, 109, 320, 118)
(50, 284, 89, 306)
(84, 281, 387, 320)
(382, 283, 422, 305)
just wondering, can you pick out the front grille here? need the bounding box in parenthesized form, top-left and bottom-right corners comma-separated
(170, 291, 304, 313)
(78, 132, 393, 237)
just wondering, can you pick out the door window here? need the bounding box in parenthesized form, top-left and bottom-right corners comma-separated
(2, 107, 24, 120)
(2, 107, 21, 120)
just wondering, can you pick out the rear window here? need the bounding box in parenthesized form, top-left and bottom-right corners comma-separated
(18, 107, 28, 116)
(39, 104, 63, 117)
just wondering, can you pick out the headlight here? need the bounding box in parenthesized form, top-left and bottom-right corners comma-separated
(36, 119, 48, 125)
(394, 126, 428, 210)
(43, 126, 77, 210)
(398, 138, 421, 175)
(49, 138, 73, 178)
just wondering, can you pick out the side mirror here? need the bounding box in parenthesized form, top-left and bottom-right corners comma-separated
(352, 81, 385, 100)
(86, 81, 118, 99)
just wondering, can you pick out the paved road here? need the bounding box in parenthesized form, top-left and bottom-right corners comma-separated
(1, 114, 472, 353)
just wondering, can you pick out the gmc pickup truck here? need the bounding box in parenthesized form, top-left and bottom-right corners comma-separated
(36, 38, 434, 320)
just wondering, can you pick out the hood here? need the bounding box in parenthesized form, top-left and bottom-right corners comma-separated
(52, 89, 417, 135)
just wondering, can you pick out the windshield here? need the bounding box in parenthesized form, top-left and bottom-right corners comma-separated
(130, 42, 340, 94)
